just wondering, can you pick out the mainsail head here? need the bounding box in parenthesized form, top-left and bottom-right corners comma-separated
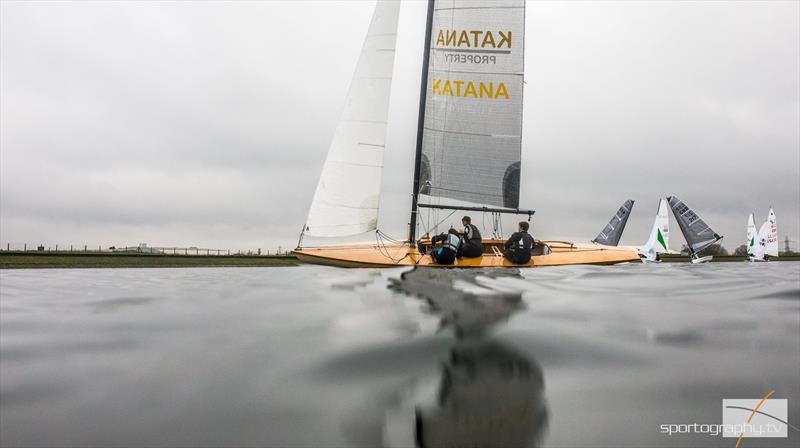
(303, 1, 401, 238)
(667, 196, 722, 255)
(592, 200, 634, 246)
(418, 0, 526, 209)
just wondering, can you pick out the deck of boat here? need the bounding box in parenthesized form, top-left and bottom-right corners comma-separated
(293, 239, 641, 268)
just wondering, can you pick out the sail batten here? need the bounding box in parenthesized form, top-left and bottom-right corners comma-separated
(304, 1, 401, 238)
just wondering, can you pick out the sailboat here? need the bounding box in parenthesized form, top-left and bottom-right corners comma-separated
(746, 213, 757, 259)
(592, 200, 634, 246)
(666, 196, 723, 264)
(750, 208, 778, 262)
(293, 0, 641, 268)
(638, 198, 670, 262)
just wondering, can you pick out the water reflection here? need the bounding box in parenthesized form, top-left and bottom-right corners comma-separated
(387, 267, 548, 448)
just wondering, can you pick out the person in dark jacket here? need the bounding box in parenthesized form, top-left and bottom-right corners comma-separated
(430, 228, 461, 265)
(457, 216, 483, 258)
(503, 221, 534, 264)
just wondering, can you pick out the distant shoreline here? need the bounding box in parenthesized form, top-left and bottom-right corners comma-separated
(1, 251, 799, 269)
(0, 251, 298, 269)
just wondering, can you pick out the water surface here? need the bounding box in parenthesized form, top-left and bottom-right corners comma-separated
(1, 263, 798, 447)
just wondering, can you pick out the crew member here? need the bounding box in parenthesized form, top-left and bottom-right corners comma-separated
(457, 216, 483, 258)
(503, 221, 534, 264)
(430, 228, 461, 265)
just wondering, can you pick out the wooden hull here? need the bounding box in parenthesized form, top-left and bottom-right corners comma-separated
(293, 240, 641, 268)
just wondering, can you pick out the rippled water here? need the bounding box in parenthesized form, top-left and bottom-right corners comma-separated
(1, 263, 798, 447)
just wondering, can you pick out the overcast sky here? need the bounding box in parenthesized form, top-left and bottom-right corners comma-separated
(1, 0, 798, 252)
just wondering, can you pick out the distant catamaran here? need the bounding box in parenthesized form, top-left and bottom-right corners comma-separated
(293, 0, 640, 267)
(667, 196, 723, 264)
(592, 200, 634, 247)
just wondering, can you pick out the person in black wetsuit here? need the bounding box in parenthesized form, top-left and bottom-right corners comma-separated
(503, 221, 534, 264)
(430, 228, 461, 265)
(457, 216, 483, 258)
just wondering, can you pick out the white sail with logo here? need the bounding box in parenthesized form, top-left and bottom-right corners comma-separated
(764, 208, 778, 257)
(304, 1, 401, 238)
(418, 0, 526, 209)
(754, 208, 778, 260)
(638, 198, 670, 262)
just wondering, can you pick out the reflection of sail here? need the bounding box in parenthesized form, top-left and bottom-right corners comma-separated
(388, 267, 524, 338)
(386, 267, 548, 447)
(416, 341, 548, 448)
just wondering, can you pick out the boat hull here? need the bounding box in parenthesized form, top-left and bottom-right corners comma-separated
(293, 240, 641, 268)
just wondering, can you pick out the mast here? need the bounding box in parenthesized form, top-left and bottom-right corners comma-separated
(408, 0, 435, 247)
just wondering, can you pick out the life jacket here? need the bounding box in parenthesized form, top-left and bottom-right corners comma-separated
(442, 233, 460, 252)
(465, 224, 482, 245)
(514, 232, 533, 252)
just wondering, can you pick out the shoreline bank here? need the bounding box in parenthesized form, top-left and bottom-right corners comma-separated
(0, 252, 297, 269)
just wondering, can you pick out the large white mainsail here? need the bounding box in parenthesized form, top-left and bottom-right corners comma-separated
(418, 0, 526, 209)
(303, 1, 401, 238)
(638, 198, 670, 261)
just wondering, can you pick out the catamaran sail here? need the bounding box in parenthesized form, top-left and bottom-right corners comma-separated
(592, 200, 634, 246)
(303, 1, 401, 238)
(638, 198, 670, 261)
(667, 196, 722, 258)
(746, 213, 757, 257)
(418, 0, 526, 209)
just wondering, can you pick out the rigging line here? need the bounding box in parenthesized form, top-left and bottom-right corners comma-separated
(375, 231, 407, 264)
(430, 209, 457, 234)
(377, 229, 406, 245)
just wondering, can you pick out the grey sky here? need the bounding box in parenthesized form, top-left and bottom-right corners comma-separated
(1, 0, 798, 252)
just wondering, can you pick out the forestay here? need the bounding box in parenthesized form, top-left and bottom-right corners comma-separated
(667, 196, 722, 254)
(304, 1, 401, 237)
(419, 0, 526, 208)
(593, 200, 634, 246)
